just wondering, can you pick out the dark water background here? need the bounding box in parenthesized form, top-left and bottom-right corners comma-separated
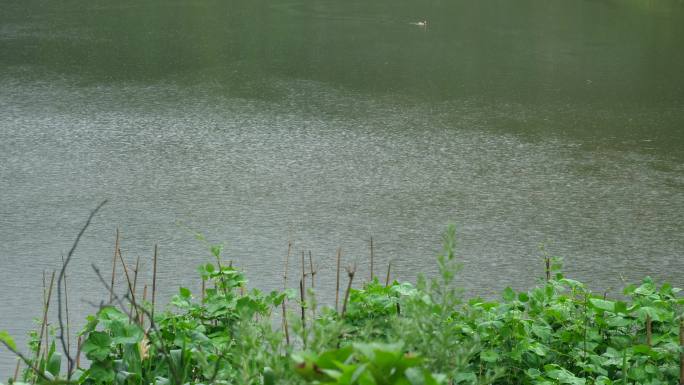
(1, 0, 684, 376)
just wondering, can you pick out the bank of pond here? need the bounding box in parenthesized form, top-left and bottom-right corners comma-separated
(2, 226, 683, 385)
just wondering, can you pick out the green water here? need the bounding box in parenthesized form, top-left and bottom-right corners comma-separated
(1, 0, 684, 375)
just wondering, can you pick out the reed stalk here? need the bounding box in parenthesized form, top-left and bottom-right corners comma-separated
(131, 256, 140, 322)
(385, 260, 392, 287)
(299, 278, 305, 326)
(309, 251, 315, 288)
(13, 359, 20, 382)
(118, 250, 138, 322)
(152, 243, 158, 321)
(309, 251, 317, 319)
(132, 256, 140, 296)
(76, 335, 82, 368)
(335, 247, 341, 313)
(369, 236, 374, 281)
(40, 271, 46, 361)
(301, 251, 306, 296)
(341, 263, 356, 318)
(646, 315, 653, 347)
(201, 278, 206, 303)
(282, 241, 291, 345)
(61, 255, 71, 359)
(36, 271, 55, 366)
(110, 228, 119, 302)
(140, 284, 148, 326)
(545, 256, 551, 281)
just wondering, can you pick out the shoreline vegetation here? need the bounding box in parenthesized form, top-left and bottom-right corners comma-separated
(1, 215, 684, 384)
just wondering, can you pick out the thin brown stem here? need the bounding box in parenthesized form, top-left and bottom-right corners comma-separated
(118, 249, 138, 322)
(545, 256, 551, 281)
(201, 278, 206, 303)
(282, 241, 291, 346)
(110, 227, 119, 303)
(341, 263, 356, 318)
(369, 236, 374, 282)
(301, 251, 306, 297)
(140, 284, 148, 326)
(58, 200, 107, 379)
(61, 255, 71, 360)
(76, 335, 82, 369)
(385, 260, 392, 287)
(299, 279, 305, 326)
(152, 243, 158, 321)
(36, 270, 46, 367)
(36, 271, 55, 367)
(132, 256, 140, 296)
(335, 247, 341, 313)
(309, 251, 315, 289)
(309, 251, 317, 319)
(13, 359, 20, 382)
(130, 255, 140, 322)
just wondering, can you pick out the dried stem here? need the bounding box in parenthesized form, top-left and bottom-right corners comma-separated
(76, 335, 82, 369)
(140, 284, 148, 326)
(341, 263, 356, 318)
(385, 260, 392, 287)
(369, 236, 374, 281)
(335, 247, 341, 313)
(132, 256, 140, 297)
(130, 255, 140, 322)
(201, 278, 206, 303)
(282, 241, 291, 345)
(36, 271, 55, 367)
(61, 255, 71, 361)
(299, 279, 306, 326)
(545, 256, 551, 281)
(309, 251, 317, 319)
(110, 227, 119, 303)
(13, 359, 20, 382)
(152, 243, 158, 321)
(57, 199, 107, 378)
(309, 251, 316, 289)
(118, 249, 139, 322)
(301, 251, 306, 297)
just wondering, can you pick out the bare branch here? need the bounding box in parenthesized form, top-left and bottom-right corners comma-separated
(57, 200, 107, 378)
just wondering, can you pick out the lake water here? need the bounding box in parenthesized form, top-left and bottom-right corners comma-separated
(1, 0, 684, 376)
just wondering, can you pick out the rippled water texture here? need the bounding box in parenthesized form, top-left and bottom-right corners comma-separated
(1, 0, 684, 375)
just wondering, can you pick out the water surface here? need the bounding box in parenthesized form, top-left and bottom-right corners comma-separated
(1, 0, 684, 375)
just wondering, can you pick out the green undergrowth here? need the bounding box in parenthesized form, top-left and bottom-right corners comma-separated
(2, 225, 684, 385)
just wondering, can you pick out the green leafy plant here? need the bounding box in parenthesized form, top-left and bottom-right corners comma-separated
(293, 342, 444, 385)
(3, 227, 683, 385)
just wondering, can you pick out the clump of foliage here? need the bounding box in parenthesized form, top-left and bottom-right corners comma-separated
(2, 225, 683, 385)
(293, 342, 444, 385)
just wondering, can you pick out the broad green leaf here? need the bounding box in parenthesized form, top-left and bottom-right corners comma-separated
(46, 349, 61, 376)
(82, 331, 112, 362)
(589, 298, 615, 312)
(480, 350, 499, 363)
(0, 330, 16, 351)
